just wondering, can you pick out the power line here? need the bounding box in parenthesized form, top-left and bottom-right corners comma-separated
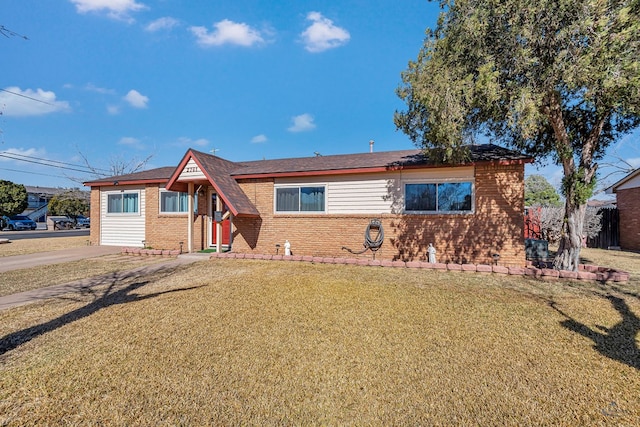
(0, 25, 28, 40)
(0, 166, 78, 180)
(0, 88, 54, 106)
(0, 152, 109, 176)
(0, 150, 111, 173)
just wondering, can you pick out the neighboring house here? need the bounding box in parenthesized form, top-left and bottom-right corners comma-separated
(22, 186, 90, 223)
(606, 168, 640, 251)
(24, 186, 66, 222)
(84, 144, 533, 266)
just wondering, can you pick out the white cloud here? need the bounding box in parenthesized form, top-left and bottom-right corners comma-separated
(107, 105, 120, 115)
(300, 11, 350, 53)
(190, 19, 265, 47)
(123, 89, 149, 108)
(0, 87, 71, 117)
(84, 83, 116, 94)
(118, 136, 144, 149)
(176, 137, 209, 147)
(70, 0, 146, 21)
(287, 113, 316, 132)
(145, 17, 180, 32)
(251, 134, 268, 143)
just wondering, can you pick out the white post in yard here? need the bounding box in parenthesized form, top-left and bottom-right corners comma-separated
(216, 193, 222, 255)
(188, 182, 194, 253)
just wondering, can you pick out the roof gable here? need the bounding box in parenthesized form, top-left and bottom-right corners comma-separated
(166, 150, 260, 218)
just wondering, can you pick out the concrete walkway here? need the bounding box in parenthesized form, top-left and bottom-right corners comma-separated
(0, 246, 123, 273)
(0, 248, 209, 311)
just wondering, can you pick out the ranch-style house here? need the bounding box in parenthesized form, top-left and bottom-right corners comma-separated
(85, 144, 533, 266)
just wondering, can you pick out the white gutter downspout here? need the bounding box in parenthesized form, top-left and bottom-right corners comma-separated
(188, 181, 194, 253)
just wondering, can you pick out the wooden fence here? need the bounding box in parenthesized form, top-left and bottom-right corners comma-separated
(587, 207, 620, 249)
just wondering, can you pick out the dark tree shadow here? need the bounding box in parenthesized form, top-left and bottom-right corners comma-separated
(550, 296, 640, 370)
(0, 266, 203, 356)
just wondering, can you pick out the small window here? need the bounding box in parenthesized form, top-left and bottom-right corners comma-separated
(275, 186, 325, 212)
(107, 192, 139, 214)
(160, 191, 189, 213)
(405, 181, 473, 213)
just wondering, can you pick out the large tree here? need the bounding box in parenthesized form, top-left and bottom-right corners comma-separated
(0, 180, 28, 217)
(395, 0, 640, 270)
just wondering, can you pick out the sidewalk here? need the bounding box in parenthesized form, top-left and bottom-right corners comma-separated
(0, 248, 210, 311)
(0, 246, 123, 273)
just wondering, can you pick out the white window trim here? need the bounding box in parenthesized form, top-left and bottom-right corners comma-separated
(159, 189, 190, 215)
(403, 178, 475, 214)
(274, 183, 328, 214)
(105, 189, 141, 216)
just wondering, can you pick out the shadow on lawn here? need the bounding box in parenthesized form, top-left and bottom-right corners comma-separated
(0, 266, 203, 356)
(550, 295, 640, 370)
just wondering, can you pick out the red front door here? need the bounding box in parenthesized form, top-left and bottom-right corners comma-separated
(211, 194, 230, 246)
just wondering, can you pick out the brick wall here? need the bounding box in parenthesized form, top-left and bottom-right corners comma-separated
(616, 187, 640, 251)
(232, 163, 526, 266)
(138, 185, 208, 251)
(89, 188, 101, 246)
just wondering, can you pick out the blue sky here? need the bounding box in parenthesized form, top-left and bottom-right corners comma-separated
(1, 0, 638, 197)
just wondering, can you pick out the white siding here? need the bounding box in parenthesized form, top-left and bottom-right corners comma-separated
(100, 187, 146, 247)
(177, 158, 206, 181)
(275, 167, 474, 214)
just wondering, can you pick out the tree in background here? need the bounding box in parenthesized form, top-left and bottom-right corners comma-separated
(48, 190, 88, 218)
(0, 180, 28, 217)
(395, 0, 640, 271)
(525, 175, 562, 207)
(538, 206, 602, 245)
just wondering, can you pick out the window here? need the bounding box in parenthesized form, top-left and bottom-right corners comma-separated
(405, 181, 473, 213)
(107, 192, 139, 214)
(160, 191, 189, 213)
(275, 186, 325, 212)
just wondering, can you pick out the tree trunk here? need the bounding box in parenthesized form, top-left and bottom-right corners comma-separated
(553, 202, 586, 271)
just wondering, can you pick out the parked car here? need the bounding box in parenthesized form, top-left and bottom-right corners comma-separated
(74, 215, 90, 228)
(2, 215, 37, 231)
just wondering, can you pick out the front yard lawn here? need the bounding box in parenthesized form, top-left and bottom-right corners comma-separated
(0, 252, 639, 425)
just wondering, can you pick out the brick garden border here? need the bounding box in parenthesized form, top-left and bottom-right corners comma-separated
(121, 247, 182, 257)
(120, 247, 630, 283)
(205, 252, 630, 283)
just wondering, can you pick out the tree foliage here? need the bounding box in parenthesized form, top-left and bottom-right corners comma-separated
(48, 191, 89, 218)
(395, 0, 640, 270)
(525, 175, 562, 207)
(0, 180, 28, 217)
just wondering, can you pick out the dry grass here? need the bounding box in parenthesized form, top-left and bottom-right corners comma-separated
(0, 236, 88, 257)
(0, 256, 639, 425)
(0, 255, 168, 297)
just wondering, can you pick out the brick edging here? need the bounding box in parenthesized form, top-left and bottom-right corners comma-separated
(207, 252, 630, 283)
(121, 247, 181, 257)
